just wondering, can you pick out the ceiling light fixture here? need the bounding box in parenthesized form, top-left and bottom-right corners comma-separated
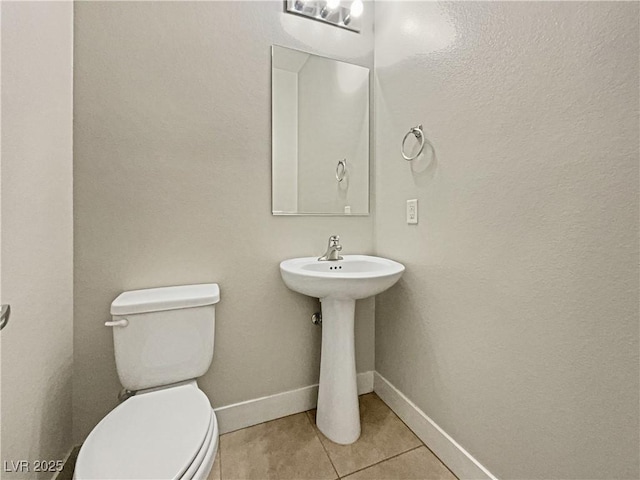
(285, 0, 362, 33)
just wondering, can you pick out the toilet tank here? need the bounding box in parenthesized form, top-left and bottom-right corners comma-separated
(109, 284, 219, 391)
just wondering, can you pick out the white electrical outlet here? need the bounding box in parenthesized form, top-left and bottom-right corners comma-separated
(407, 199, 418, 224)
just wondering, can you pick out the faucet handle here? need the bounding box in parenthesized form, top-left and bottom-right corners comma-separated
(318, 235, 343, 261)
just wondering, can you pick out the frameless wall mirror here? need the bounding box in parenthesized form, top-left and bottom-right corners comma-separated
(271, 45, 370, 216)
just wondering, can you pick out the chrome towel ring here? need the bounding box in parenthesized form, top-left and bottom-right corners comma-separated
(401, 124, 426, 161)
(336, 159, 347, 182)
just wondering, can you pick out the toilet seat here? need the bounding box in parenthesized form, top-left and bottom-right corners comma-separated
(74, 382, 217, 480)
(181, 413, 217, 480)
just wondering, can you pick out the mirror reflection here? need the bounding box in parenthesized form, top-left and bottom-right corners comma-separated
(272, 45, 370, 215)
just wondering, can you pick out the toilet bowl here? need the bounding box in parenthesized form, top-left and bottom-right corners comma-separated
(74, 381, 218, 480)
(74, 284, 220, 480)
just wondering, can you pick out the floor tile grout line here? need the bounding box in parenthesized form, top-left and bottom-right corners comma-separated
(338, 445, 424, 479)
(304, 410, 341, 480)
(421, 443, 459, 480)
(372, 393, 459, 480)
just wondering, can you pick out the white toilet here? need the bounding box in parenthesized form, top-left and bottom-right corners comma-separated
(74, 283, 221, 480)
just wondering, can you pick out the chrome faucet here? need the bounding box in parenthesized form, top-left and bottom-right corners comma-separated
(318, 235, 343, 261)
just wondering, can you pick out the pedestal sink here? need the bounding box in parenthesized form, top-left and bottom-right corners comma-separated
(279, 255, 405, 444)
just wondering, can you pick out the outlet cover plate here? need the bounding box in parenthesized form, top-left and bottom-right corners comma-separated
(407, 199, 418, 224)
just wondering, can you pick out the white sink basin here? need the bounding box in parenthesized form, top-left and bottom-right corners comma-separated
(279, 254, 405, 445)
(280, 255, 405, 300)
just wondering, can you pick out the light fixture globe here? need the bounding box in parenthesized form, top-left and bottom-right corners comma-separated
(320, 0, 340, 18)
(350, 0, 363, 18)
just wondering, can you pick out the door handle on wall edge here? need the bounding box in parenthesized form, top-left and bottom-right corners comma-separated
(0, 304, 11, 331)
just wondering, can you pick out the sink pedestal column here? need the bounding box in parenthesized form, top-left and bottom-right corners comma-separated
(316, 297, 360, 444)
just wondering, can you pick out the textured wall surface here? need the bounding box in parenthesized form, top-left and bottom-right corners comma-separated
(1, 1, 74, 476)
(73, 1, 375, 442)
(374, 2, 639, 478)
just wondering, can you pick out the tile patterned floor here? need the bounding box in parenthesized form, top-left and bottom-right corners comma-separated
(210, 393, 457, 480)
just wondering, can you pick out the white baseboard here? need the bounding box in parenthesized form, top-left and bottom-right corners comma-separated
(373, 372, 497, 480)
(357, 369, 374, 393)
(215, 371, 374, 434)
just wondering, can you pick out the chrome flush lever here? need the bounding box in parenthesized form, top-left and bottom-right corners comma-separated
(105, 318, 129, 328)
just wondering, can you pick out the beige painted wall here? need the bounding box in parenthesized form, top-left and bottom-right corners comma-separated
(1, 1, 74, 477)
(73, 1, 375, 442)
(374, 2, 639, 479)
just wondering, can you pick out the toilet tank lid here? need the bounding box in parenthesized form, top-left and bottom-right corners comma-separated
(111, 284, 220, 316)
